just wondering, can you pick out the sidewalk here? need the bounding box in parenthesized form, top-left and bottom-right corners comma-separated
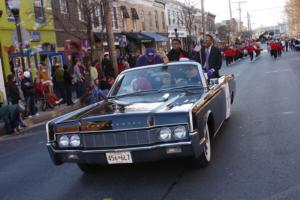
(0, 102, 81, 136)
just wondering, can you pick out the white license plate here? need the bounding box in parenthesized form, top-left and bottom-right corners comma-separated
(106, 152, 133, 164)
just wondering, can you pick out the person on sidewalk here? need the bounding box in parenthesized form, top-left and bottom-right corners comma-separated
(38, 61, 53, 93)
(54, 64, 66, 103)
(136, 48, 164, 67)
(167, 39, 189, 62)
(199, 34, 223, 79)
(0, 104, 21, 134)
(101, 54, 115, 82)
(6, 74, 20, 105)
(90, 63, 98, 82)
(21, 71, 37, 117)
(63, 64, 74, 106)
(73, 59, 85, 98)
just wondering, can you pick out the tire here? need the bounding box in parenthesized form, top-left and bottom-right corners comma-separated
(192, 122, 212, 168)
(77, 163, 99, 173)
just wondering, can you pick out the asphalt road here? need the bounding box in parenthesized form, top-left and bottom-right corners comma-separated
(1, 50, 300, 200)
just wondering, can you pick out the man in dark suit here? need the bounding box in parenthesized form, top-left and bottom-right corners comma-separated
(199, 34, 222, 78)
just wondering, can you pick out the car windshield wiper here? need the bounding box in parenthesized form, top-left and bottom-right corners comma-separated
(110, 89, 159, 99)
(158, 85, 204, 93)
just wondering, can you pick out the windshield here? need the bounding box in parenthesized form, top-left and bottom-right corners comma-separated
(109, 64, 203, 97)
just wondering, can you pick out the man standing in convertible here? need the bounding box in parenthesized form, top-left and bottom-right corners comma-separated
(199, 34, 223, 78)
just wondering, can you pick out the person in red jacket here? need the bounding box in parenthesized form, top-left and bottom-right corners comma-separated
(270, 41, 278, 60)
(246, 43, 255, 62)
(255, 43, 262, 57)
(224, 47, 233, 66)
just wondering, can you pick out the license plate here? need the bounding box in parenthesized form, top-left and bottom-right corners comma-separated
(106, 152, 133, 164)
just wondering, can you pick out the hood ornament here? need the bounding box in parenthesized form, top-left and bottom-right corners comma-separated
(147, 115, 155, 127)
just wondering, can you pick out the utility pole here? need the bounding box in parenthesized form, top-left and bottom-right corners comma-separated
(229, 0, 232, 20)
(233, 1, 247, 32)
(228, 0, 233, 44)
(247, 12, 251, 31)
(201, 0, 205, 38)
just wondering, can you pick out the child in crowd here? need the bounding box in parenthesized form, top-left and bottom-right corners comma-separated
(34, 77, 63, 108)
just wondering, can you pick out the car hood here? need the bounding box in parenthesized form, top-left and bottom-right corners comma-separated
(54, 90, 204, 131)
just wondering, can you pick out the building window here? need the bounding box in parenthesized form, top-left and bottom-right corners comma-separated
(149, 11, 152, 31)
(34, 0, 46, 23)
(112, 7, 118, 30)
(77, 0, 85, 22)
(131, 8, 139, 32)
(161, 11, 165, 30)
(141, 11, 146, 31)
(59, 0, 68, 14)
(5, 0, 13, 19)
(181, 13, 184, 26)
(155, 10, 159, 32)
(168, 10, 171, 26)
(172, 11, 176, 25)
(177, 12, 180, 26)
(93, 6, 100, 28)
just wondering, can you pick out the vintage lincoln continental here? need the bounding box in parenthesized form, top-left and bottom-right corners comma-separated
(46, 61, 235, 173)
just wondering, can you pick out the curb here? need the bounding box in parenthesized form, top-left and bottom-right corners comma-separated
(0, 103, 81, 137)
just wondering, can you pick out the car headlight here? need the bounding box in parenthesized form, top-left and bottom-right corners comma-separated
(159, 128, 172, 141)
(70, 134, 81, 147)
(59, 135, 69, 147)
(173, 126, 187, 139)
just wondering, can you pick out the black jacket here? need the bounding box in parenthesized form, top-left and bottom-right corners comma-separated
(6, 81, 20, 102)
(101, 58, 115, 79)
(167, 49, 189, 62)
(21, 78, 35, 97)
(197, 46, 222, 77)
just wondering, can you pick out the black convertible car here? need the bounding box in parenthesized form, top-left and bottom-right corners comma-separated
(46, 61, 236, 172)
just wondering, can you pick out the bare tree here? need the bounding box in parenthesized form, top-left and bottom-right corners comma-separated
(103, 0, 118, 74)
(285, 0, 300, 36)
(180, 0, 197, 36)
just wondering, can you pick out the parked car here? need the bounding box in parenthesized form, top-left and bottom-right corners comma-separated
(46, 61, 236, 173)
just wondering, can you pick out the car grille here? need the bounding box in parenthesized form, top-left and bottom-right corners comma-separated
(82, 129, 160, 148)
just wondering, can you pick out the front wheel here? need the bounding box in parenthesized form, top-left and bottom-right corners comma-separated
(77, 163, 99, 173)
(192, 123, 212, 168)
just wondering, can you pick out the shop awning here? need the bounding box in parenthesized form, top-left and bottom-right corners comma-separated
(124, 32, 153, 43)
(140, 32, 169, 42)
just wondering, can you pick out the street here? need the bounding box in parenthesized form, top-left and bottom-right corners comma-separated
(1, 50, 300, 200)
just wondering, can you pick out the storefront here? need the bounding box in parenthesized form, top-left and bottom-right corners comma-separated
(140, 32, 169, 52)
(168, 29, 188, 51)
(124, 32, 153, 54)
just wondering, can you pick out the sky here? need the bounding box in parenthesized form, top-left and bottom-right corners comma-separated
(193, 0, 288, 29)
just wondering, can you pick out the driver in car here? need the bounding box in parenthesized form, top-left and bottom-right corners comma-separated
(185, 66, 200, 84)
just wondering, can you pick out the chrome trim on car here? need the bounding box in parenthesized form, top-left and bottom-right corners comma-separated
(47, 141, 192, 153)
(54, 123, 188, 135)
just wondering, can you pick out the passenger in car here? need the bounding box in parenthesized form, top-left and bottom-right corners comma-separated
(185, 66, 200, 84)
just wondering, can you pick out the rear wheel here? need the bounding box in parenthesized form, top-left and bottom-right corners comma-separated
(192, 122, 212, 168)
(77, 163, 99, 173)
